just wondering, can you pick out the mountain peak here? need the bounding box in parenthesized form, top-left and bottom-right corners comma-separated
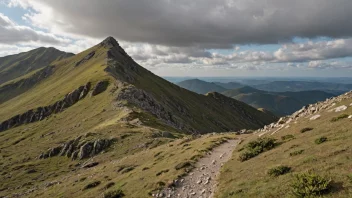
(100, 36, 120, 48)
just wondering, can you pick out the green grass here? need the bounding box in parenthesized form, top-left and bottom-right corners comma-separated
(281, 134, 295, 141)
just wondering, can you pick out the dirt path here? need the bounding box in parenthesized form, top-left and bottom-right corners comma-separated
(162, 139, 239, 198)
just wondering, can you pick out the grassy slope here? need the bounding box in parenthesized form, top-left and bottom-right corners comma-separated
(0, 45, 109, 120)
(0, 47, 74, 85)
(216, 98, 352, 197)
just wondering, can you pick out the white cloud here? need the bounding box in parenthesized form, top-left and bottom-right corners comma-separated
(0, 12, 70, 45)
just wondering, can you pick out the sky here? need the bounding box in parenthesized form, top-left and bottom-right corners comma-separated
(1, 0, 352, 77)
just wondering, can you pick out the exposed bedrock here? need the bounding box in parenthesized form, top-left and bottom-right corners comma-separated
(39, 136, 115, 160)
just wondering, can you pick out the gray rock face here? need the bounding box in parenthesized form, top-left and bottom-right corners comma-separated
(39, 136, 114, 160)
(0, 83, 92, 132)
(116, 86, 182, 130)
(91, 81, 109, 96)
(79, 82, 91, 100)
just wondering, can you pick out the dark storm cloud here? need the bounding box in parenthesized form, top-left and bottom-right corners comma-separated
(20, 0, 352, 48)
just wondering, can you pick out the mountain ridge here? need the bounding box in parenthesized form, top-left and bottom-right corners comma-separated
(0, 47, 74, 85)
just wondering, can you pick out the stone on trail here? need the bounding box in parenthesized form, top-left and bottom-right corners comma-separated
(310, 114, 321, 120)
(335, 105, 347, 112)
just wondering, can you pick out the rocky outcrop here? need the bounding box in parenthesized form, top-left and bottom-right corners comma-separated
(75, 51, 95, 67)
(116, 86, 183, 130)
(39, 136, 115, 160)
(257, 91, 352, 136)
(91, 81, 109, 96)
(0, 82, 94, 132)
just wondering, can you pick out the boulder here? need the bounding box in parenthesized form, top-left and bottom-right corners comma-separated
(91, 81, 109, 96)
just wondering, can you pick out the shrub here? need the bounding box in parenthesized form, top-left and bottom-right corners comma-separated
(290, 149, 304, 156)
(175, 161, 193, 170)
(315, 136, 328, 144)
(281, 134, 295, 141)
(117, 165, 136, 174)
(291, 172, 332, 197)
(331, 114, 349, 122)
(156, 169, 169, 176)
(105, 182, 115, 189)
(104, 189, 125, 198)
(268, 166, 291, 177)
(300, 127, 313, 133)
(83, 181, 101, 190)
(238, 137, 277, 162)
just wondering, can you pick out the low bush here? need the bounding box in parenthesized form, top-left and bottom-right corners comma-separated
(104, 182, 115, 189)
(104, 189, 125, 198)
(290, 149, 304, 156)
(331, 114, 349, 122)
(281, 134, 295, 141)
(238, 137, 277, 162)
(300, 127, 313, 133)
(175, 161, 193, 170)
(83, 181, 101, 190)
(315, 136, 328, 144)
(156, 169, 169, 176)
(267, 165, 291, 177)
(291, 172, 332, 197)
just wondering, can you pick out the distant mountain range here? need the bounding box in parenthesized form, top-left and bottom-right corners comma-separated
(177, 79, 336, 116)
(222, 86, 334, 116)
(252, 80, 352, 95)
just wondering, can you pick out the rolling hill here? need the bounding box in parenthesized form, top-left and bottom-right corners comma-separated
(0, 37, 277, 197)
(223, 86, 335, 116)
(0, 47, 74, 85)
(177, 79, 228, 94)
(253, 81, 352, 94)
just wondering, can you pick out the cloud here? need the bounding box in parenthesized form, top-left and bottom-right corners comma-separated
(4, 0, 352, 72)
(0, 12, 70, 45)
(274, 39, 352, 62)
(308, 61, 352, 69)
(8, 0, 352, 48)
